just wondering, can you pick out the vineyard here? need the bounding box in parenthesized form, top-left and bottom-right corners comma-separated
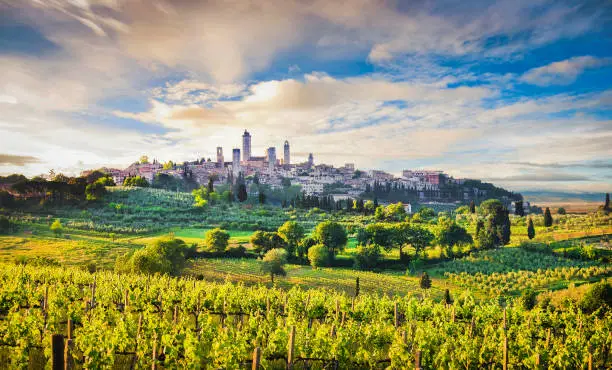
(429, 248, 612, 296)
(1, 263, 610, 369)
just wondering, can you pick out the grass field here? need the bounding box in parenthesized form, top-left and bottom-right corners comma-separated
(128, 228, 254, 246)
(185, 258, 458, 299)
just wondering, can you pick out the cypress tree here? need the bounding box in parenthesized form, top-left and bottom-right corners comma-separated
(544, 207, 553, 227)
(207, 177, 214, 193)
(527, 218, 535, 239)
(237, 184, 248, 203)
(419, 272, 432, 290)
(355, 277, 360, 298)
(258, 191, 266, 204)
(605, 193, 610, 211)
(444, 289, 452, 305)
(469, 200, 476, 214)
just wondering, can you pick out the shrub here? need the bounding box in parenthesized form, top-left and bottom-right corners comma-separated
(203, 228, 230, 252)
(0, 216, 10, 234)
(261, 248, 287, 283)
(420, 272, 432, 290)
(226, 245, 247, 258)
(115, 237, 192, 275)
(580, 282, 612, 313)
(50, 219, 63, 237)
(520, 289, 537, 310)
(313, 221, 347, 257)
(308, 244, 329, 268)
(353, 244, 381, 270)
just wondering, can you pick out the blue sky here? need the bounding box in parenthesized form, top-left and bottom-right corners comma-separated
(0, 0, 610, 193)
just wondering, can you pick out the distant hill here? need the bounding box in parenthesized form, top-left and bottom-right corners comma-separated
(522, 191, 607, 203)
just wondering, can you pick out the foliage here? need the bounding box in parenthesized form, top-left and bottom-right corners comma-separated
(192, 186, 210, 208)
(0, 216, 10, 234)
(580, 281, 612, 314)
(250, 231, 286, 255)
(0, 263, 609, 368)
(544, 207, 553, 227)
(123, 176, 149, 187)
(116, 237, 193, 275)
(308, 244, 329, 268)
(419, 272, 431, 289)
(277, 221, 305, 258)
(477, 199, 511, 248)
(237, 184, 248, 202)
(313, 221, 347, 257)
(260, 248, 287, 283)
(435, 218, 472, 249)
(520, 289, 537, 310)
(85, 181, 107, 201)
(203, 228, 230, 252)
(557, 207, 566, 215)
(527, 218, 536, 240)
(353, 244, 382, 270)
(443, 289, 452, 305)
(50, 219, 63, 236)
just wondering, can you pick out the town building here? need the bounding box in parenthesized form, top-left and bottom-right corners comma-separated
(242, 130, 251, 161)
(284, 141, 290, 166)
(232, 149, 241, 175)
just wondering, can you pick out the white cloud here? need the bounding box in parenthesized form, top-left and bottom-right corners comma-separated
(521, 56, 611, 86)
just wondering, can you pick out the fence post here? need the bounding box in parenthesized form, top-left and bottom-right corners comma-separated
(469, 317, 476, 338)
(91, 275, 96, 309)
(124, 289, 129, 309)
(588, 352, 593, 370)
(534, 353, 540, 369)
(173, 305, 179, 325)
(252, 347, 261, 370)
(335, 299, 340, 322)
(394, 302, 399, 328)
(503, 336, 508, 370)
(64, 338, 74, 370)
(44, 285, 49, 311)
(52, 334, 64, 370)
(67, 318, 73, 340)
(415, 350, 422, 370)
(288, 325, 296, 368)
(451, 306, 455, 323)
(152, 333, 157, 370)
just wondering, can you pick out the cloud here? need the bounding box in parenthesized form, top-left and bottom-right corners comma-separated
(0, 154, 40, 166)
(485, 172, 591, 182)
(6, 0, 606, 82)
(521, 56, 611, 86)
(511, 160, 612, 169)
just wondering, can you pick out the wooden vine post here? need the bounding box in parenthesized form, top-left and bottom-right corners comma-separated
(587, 352, 592, 370)
(288, 325, 296, 368)
(394, 302, 399, 328)
(502, 308, 508, 370)
(252, 347, 261, 370)
(152, 333, 157, 370)
(415, 350, 422, 370)
(64, 319, 74, 370)
(91, 275, 96, 309)
(51, 334, 64, 370)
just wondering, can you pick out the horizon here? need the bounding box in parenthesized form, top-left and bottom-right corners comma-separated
(1, 0, 611, 193)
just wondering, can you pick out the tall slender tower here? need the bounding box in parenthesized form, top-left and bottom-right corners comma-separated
(242, 130, 251, 162)
(267, 147, 276, 172)
(283, 140, 290, 166)
(216, 147, 224, 167)
(308, 153, 314, 168)
(232, 148, 241, 175)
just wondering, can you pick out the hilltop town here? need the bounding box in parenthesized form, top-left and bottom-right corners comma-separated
(90, 130, 523, 210)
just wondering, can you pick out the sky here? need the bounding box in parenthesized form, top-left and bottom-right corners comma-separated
(0, 0, 611, 193)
